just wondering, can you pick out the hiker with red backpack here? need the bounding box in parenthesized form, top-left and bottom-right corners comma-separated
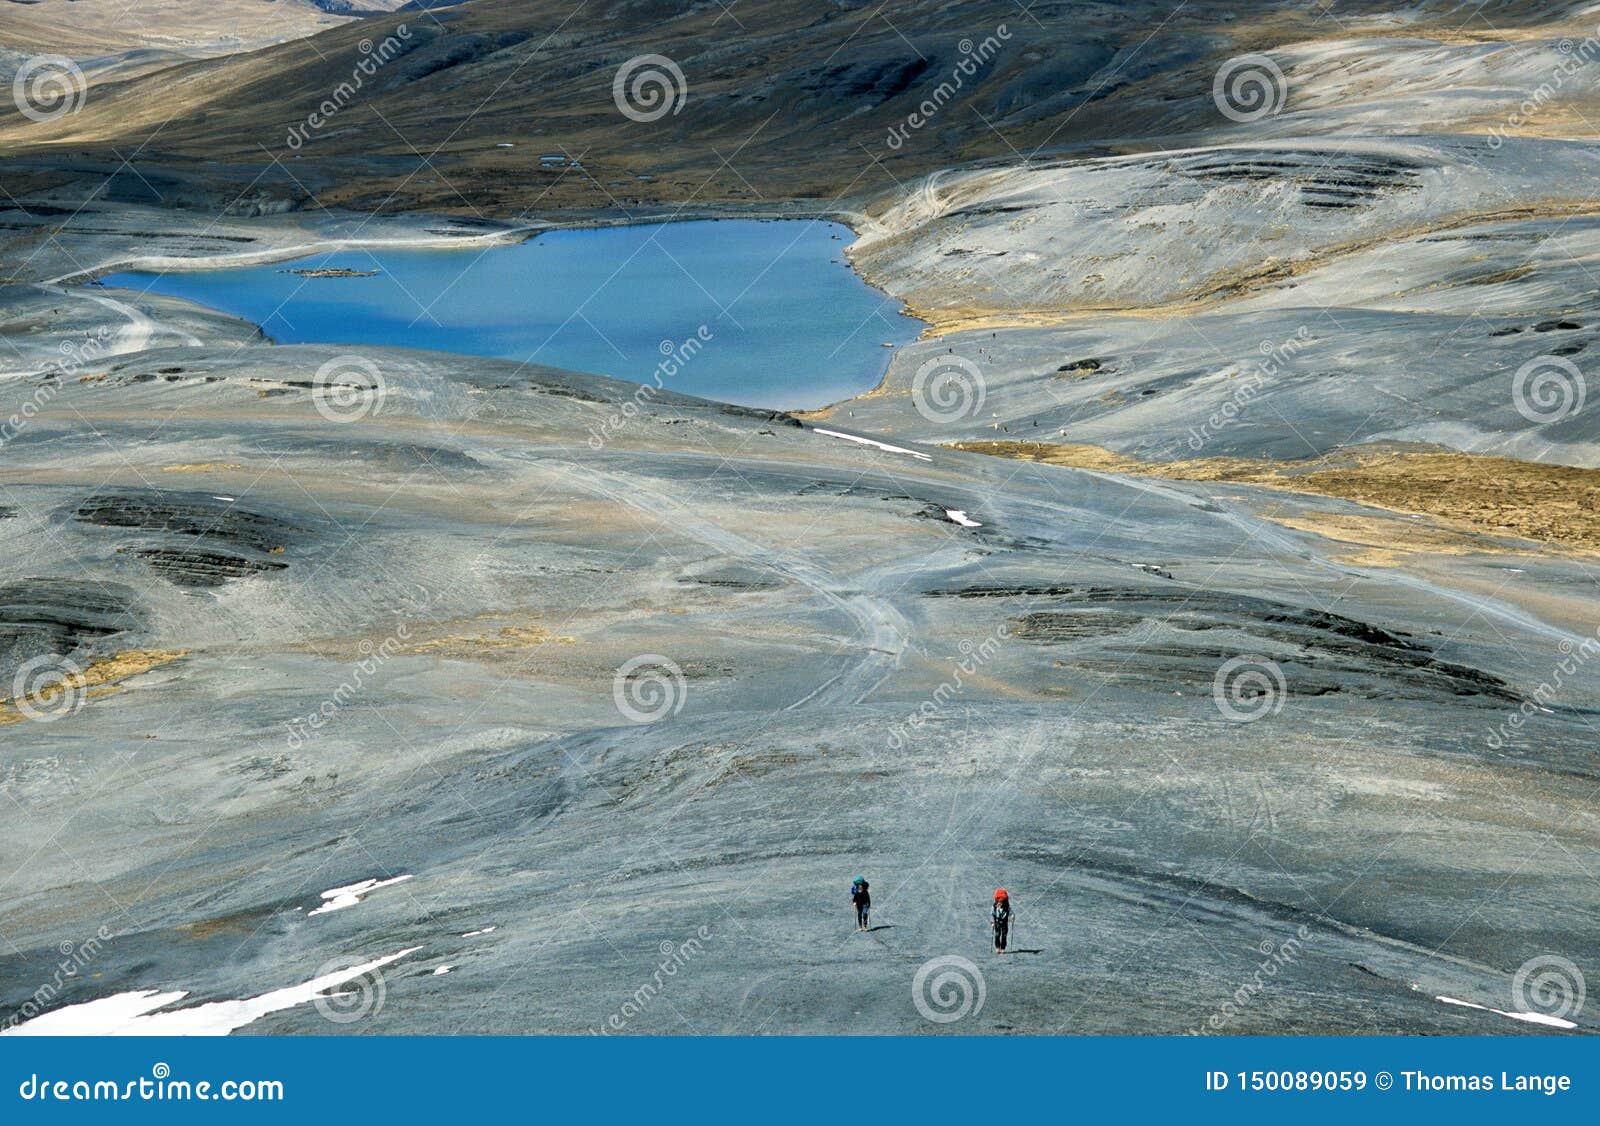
(851, 876, 871, 931)
(992, 889, 1012, 952)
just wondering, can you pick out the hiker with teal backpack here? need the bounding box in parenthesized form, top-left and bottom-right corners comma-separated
(850, 876, 871, 931)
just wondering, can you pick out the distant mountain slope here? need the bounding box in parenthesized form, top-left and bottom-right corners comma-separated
(303, 0, 426, 13)
(0, 0, 424, 87)
(0, 0, 1583, 213)
(0, 0, 365, 54)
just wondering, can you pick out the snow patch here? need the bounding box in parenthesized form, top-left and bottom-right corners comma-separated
(1435, 994, 1577, 1030)
(812, 428, 932, 461)
(944, 509, 982, 527)
(460, 927, 496, 938)
(1, 948, 421, 1036)
(308, 874, 413, 916)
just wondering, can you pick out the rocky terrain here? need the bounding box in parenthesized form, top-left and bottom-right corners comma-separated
(1, 0, 1597, 1035)
(0, 294, 1594, 1034)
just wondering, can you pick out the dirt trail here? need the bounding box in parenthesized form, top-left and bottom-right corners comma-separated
(530, 456, 914, 710)
(53, 284, 197, 353)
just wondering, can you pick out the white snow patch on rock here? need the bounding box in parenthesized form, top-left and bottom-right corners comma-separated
(308, 874, 413, 916)
(1, 948, 421, 1036)
(812, 428, 932, 461)
(1435, 994, 1577, 1030)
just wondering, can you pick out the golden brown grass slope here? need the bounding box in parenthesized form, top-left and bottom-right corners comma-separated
(957, 441, 1600, 555)
(0, 0, 359, 57)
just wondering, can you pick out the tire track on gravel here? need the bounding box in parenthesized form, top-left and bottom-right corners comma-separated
(529, 456, 914, 710)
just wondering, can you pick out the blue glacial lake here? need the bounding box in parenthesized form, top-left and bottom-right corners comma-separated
(98, 219, 923, 410)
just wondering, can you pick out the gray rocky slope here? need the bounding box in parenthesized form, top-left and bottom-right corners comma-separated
(0, 252, 1596, 1033)
(4, 0, 1600, 1034)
